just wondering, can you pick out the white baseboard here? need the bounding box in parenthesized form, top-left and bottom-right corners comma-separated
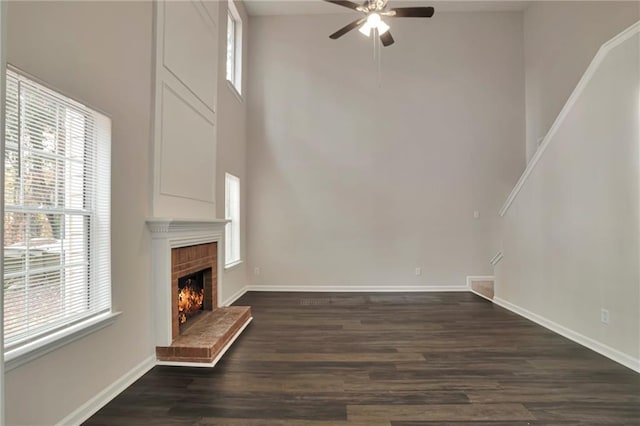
(246, 284, 469, 292)
(221, 286, 248, 306)
(493, 297, 640, 373)
(56, 355, 156, 426)
(156, 316, 253, 368)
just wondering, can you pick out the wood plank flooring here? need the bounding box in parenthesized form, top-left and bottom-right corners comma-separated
(84, 292, 640, 425)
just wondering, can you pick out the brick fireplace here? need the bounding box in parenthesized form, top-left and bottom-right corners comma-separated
(172, 243, 216, 338)
(147, 218, 252, 366)
(147, 219, 227, 347)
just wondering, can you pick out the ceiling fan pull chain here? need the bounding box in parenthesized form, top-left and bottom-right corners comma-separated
(377, 32, 382, 87)
(372, 27, 377, 62)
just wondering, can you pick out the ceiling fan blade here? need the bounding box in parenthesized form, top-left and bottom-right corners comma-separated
(380, 31, 394, 47)
(329, 18, 366, 39)
(389, 7, 435, 17)
(324, 0, 362, 11)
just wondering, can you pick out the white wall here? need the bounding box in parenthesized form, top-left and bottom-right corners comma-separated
(247, 12, 525, 288)
(6, 2, 154, 424)
(149, 0, 249, 304)
(216, 0, 250, 304)
(151, 1, 220, 219)
(497, 29, 640, 366)
(523, 1, 640, 162)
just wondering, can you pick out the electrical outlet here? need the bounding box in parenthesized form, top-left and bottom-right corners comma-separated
(254, 267, 260, 276)
(473, 210, 480, 219)
(415, 267, 421, 276)
(600, 309, 609, 324)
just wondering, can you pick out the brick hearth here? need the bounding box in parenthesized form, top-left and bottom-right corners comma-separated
(156, 307, 252, 364)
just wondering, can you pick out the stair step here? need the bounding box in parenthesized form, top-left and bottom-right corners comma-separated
(471, 280, 494, 300)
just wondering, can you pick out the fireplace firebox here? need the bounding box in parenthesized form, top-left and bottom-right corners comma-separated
(177, 268, 212, 332)
(171, 242, 217, 339)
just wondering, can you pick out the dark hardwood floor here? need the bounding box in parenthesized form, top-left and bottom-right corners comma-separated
(85, 292, 640, 425)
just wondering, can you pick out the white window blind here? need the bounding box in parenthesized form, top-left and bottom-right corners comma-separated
(4, 68, 111, 352)
(225, 173, 240, 267)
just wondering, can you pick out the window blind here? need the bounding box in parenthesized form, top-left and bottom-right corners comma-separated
(4, 68, 111, 351)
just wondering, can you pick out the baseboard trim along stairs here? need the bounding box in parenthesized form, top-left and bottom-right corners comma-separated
(493, 297, 640, 373)
(499, 20, 640, 217)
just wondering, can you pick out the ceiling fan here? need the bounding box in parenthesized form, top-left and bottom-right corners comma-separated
(324, 0, 434, 47)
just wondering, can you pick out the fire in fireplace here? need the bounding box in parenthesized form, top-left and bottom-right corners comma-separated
(177, 270, 208, 328)
(170, 243, 216, 339)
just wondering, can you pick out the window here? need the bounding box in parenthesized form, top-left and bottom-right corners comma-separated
(3, 68, 112, 361)
(225, 173, 240, 267)
(226, 0, 242, 94)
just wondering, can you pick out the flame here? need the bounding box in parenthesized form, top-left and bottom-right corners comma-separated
(178, 280, 204, 324)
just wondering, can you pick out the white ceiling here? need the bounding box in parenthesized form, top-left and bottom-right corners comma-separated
(245, 0, 531, 16)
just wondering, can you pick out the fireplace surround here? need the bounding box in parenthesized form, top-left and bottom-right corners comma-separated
(147, 218, 227, 347)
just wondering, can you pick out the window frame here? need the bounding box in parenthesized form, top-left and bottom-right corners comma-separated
(224, 172, 241, 269)
(3, 66, 118, 371)
(226, 0, 243, 96)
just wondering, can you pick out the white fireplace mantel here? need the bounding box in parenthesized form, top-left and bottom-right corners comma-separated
(147, 217, 228, 234)
(146, 217, 228, 347)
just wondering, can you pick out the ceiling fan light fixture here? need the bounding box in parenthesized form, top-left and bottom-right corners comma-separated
(367, 12, 382, 26)
(358, 13, 389, 37)
(377, 20, 390, 35)
(358, 21, 372, 37)
(324, 0, 434, 47)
